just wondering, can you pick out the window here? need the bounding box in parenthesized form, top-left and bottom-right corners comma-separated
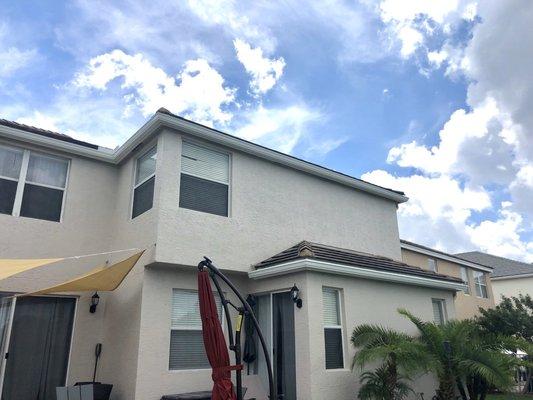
(473, 271, 488, 298)
(132, 147, 156, 218)
(322, 288, 344, 369)
(428, 258, 438, 272)
(460, 267, 470, 294)
(0, 145, 68, 222)
(180, 142, 229, 217)
(432, 299, 447, 325)
(169, 289, 222, 370)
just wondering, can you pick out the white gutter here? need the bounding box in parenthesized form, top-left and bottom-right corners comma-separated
(248, 259, 467, 292)
(401, 242, 493, 273)
(491, 273, 533, 281)
(0, 113, 408, 203)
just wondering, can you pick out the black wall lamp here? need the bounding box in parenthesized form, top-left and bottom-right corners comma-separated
(90, 292, 100, 313)
(290, 284, 303, 308)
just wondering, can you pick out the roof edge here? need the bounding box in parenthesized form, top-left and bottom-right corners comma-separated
(0, 111, 408, 203)
(400, 240, 493, 272)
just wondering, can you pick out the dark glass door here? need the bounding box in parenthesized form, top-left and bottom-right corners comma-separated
(272, 292, 296, 400)
(2, 296, 76, 400)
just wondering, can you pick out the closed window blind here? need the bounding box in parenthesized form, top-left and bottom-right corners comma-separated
(473, 271, 488, 298)
(428, 258, 437, 272)
(169, 289, 222, 370)
(322, 288, 344, 369)
(432, 299, 446, 325)
(180, 142, 229, 216)
(460, 267, 470, 294)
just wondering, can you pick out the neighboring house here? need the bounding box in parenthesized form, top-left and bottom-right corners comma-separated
(401, 240, 495, 320)
(0, 109, 465, 400)
(456, 251, 533, 303)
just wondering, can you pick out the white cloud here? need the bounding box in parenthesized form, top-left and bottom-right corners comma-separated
(0, 47, 37, 78)
(74, 49, 236, 126)
(234, 39, 285, 95)
(234, 105, 321, 153)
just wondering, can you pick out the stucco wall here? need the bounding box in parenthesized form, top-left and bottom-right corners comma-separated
(491, 276, 533, 302)
(154, 129, 403, 272)
(401, 249, 494, 319)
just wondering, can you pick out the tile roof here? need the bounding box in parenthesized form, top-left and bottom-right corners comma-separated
(255, 241, 463, 283)
(455, 251, 533, 278)
(0, 118, 99, 149)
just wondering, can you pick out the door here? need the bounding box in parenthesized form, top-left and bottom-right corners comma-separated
(1, 296, 76, 400)
(255, 292, 297, 400)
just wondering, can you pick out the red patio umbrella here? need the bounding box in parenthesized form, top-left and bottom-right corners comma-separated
(198, 270, 239, 400)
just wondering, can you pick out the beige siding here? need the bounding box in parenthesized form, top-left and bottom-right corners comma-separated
(401, 249, 494, 319)
(492, 276, 533, 302)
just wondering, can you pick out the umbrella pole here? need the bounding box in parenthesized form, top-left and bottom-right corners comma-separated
(199, 257, 275, 400)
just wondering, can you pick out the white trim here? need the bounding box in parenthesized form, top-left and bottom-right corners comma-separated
(64, 296, 78, 385)
(0, 114, 408, 203)
(491, 273, 533, 281)
(0, 296, 16, 395)
(249, 259, 467, 291)
(401, 242, 493, 272)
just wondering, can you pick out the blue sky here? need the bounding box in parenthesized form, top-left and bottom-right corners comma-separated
(1, 0, 531, 261)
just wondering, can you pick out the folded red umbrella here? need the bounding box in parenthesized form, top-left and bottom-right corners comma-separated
(198, 270, 239, 400)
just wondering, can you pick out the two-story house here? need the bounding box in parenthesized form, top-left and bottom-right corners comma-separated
(456, 251, 533, 303)
(0, 109, 465, 400)
(400, 240, 495, 319)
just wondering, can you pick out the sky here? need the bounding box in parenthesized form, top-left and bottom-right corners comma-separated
(0, 0, 531, 261)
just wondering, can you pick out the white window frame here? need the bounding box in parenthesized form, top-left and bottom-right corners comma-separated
(473, 271, 488, 299)
(169, 288, 224, 371)
(179, 140, 232, 217)
(428, 258, 438, 273)
(322, 287, 345, 370)
(431, 298, 447, 325)
(460, 267, 470, 295)
(0, 144, 70, 222)
(131, 146, 157, 219)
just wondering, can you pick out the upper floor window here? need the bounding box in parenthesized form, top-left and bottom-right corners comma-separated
(132, 147, 156, 218)
(473, 271, 488, 298)
(460, 267, 470, 294)
(169, 289, 222, 370)
(179, 142, 229, 217)
(428, 258, 438, 272)
(322, 287, 344, 370)
(432, 298, 447, 325)
(0, 145, 68, 222)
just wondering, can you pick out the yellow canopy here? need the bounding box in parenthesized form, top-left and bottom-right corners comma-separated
(20, 250, 144, 297)
(0, 258, 64, 281)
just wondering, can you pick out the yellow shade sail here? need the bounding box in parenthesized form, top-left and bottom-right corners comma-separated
(20, 250, 145, 297)
(0, 258, 64, 281)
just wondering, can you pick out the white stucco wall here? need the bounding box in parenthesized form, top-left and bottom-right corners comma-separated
(135, 266, 456, 400)
(491, 276, 533, 303)
(154, 129, 403, 272)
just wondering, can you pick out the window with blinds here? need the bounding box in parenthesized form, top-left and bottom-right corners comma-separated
(322, 287, 344, 369)
(432, 299, 446, 325)
(460, 267, 470, 294)
(179, 142, 229, 217)
(132, 147, 156, 218)
(428, 258, 437, 272)
(169, 289, 222, 370)
(473, 271, 488, 298)
(0, 144, 69, 222)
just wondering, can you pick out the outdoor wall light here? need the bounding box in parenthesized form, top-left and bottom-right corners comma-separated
(90, 292, 100, 313)
(290, 284, 303, 308)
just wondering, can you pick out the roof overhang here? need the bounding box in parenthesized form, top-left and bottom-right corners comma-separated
(0, 113, 408, 204)
(400, 242, 493, 272)
(491, 273, 533, 281)
(248, 258, 466, 291)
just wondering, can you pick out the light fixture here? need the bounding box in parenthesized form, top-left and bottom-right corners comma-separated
(290, 284, 302, 308)
(90, 292, 100, 313)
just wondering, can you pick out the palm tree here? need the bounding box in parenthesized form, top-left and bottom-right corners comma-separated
(351, 324, 429, 400)
(398, 309, 517, 400)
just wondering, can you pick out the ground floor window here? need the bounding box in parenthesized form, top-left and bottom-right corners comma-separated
(432, 298, 447, 325)
(169, 289, 221, 370)
(322, 287, 344, 369)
